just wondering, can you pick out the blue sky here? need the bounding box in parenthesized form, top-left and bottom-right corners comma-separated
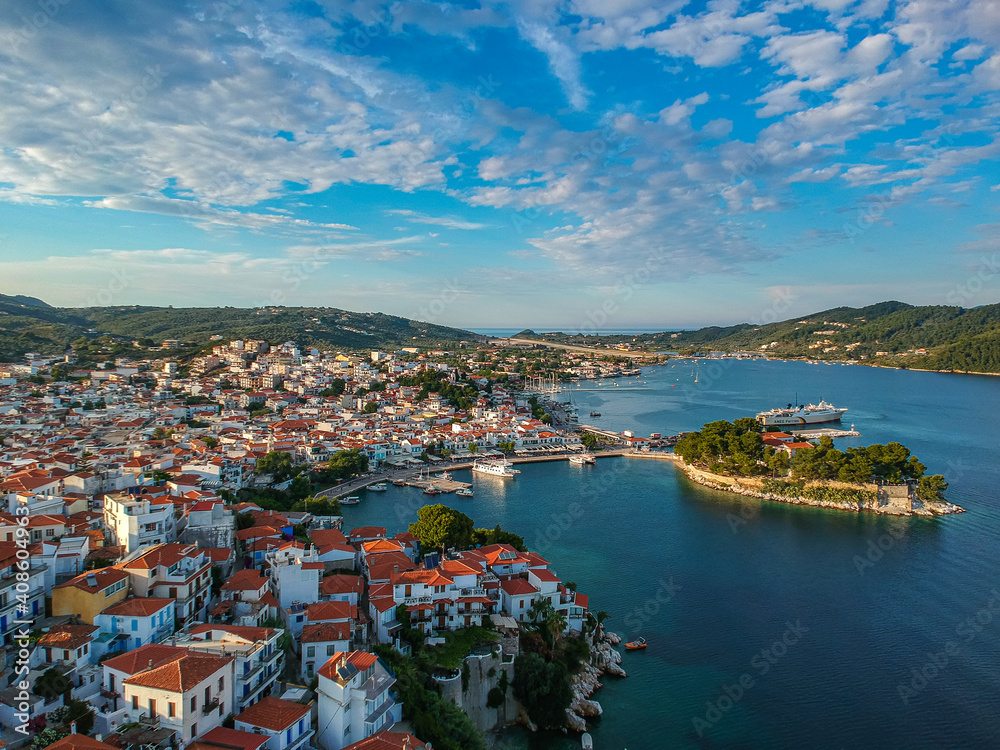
(1, 0, 999, 330)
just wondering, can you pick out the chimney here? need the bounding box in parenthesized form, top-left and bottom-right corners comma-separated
(393, 565, 399, 576)
(70, 722, 77, 734)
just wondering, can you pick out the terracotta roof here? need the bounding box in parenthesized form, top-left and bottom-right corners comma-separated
(44, 735, 119, 750)
(38, 624, 98, 650)
(234, 696, 310, 732)
(122, 543, 201, 571)
(317, 650, 379, 681)
(101, 597, 174, 617)
(320, 575, 364, 597)
(500, 578, 538, 596)
(391, 569, 453, 587)
(190, 727, 268, 750)
(103, 644, 187, 676)
(307, 600, 357, 622)
(124, 652, 232, 692)
(221, 569, 268, 592)
(301, 622, 351, 643)
(342, 731, 426, 750)
(53, 566, 129, 593)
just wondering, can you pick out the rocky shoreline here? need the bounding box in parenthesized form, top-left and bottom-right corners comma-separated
(678, 463, 965, 516)
(564, 629, 626, 732)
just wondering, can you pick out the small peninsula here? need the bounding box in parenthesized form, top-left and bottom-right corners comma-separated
(671, 419, 965, 516)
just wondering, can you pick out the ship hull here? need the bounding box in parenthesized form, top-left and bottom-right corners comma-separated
(757, 410, 847, 426)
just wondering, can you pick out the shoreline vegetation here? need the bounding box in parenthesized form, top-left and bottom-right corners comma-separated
(670, 419, 966, 517)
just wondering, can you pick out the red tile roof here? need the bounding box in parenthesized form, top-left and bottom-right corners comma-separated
(317, 651, 379, 681)
(500, 578, 538, 596)
(301, 622, 351, 643)
(45, 735, 119, 750)
(53, 566, 130, 593)
(307, 601, 357, 622)
(192, 727, 268, 750)
(342, 730, 426, 750)
(101, 597, 174, 617)
(234, 696, 310, 732)
(38, 624, 98, 650)
(124, 652, 232, 693)
(103, 644, 187, 676)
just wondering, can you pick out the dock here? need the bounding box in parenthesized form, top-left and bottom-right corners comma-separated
(788, 427, 861, 438)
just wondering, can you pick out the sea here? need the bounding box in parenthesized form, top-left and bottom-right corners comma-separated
(469, 328, 670, 338)
(340, 360, 1000, 749)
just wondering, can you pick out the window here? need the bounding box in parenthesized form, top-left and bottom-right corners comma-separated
(131, 696, 138, 710)
(190, 723, 197, 739)
(326, 645, 335, 656)
(191, 696, 197, 712)
(131, 619, 138, 631)
(286, 729, 292, 744)
(306, 646, 315, 657)
(170, 587, 178, 598)
(168, 703, 175, 718)
(344, 725, 350, 737)
(218, 676, 224, 691)
(149, 699, 156, 715)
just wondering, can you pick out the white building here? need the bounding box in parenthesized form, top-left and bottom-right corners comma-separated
(180, 624, 283, 711)
(103, 491, 176, 553)
(119, 647, 234, 747)
(121, 543, 212, 626)
(234, 696, 314, 750)
(316, 651, 400, 750)
(95, 597, 176, 650)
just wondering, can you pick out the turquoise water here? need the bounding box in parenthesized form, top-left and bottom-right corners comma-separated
(344, 360, 1000, 749)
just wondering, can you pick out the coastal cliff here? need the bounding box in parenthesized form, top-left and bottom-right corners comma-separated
(564, 627, 627, 732)
(675, 460, 965, 516)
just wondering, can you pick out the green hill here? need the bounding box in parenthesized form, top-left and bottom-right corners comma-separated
(517, 301, 1000, 374)
(0, 296, 478, 361)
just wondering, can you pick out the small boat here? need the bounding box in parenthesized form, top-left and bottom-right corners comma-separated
(423, 486, 443, 495)
(455, 487, 474, 497)
(569, 453, 596, 465)
(625, 637, 647, 650)
(367, 482, 388, 492)
(590, 411, 601, 417)
(390, 478, 405, 486)
(341, 496, 361, 505)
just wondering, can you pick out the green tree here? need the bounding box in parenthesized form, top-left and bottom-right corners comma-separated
(409, 504, 475, 553)
(326, 448, 369, 480)
(917, 474, 949, 502)
(363, 401, 378, 413)
(547, 610, 568, 644)
(467, 442, 479, 454)
(235, 512, 255, 531)
(319, 378, 346, 398)
(257, 451, 295, 482)
(581, 433, 598, 450)
(512, 653, 573, 728)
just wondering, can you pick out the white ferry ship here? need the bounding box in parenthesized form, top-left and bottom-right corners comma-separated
(756, 400, 848, 427)
(472, 459, 519, 478)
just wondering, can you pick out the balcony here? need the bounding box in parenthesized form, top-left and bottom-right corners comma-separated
(460, 587, 487, 597)
(202, 696, 220, 715)
(403, 595, 432, 605)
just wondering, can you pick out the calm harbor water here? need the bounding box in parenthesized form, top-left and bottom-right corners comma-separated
(344, 360, 1000, 749)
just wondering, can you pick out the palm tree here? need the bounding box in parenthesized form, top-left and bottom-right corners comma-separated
(547, 610, 568, 644)
(528, 598, 554, 626)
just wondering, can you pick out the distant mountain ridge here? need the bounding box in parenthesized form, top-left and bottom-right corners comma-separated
(519, 301, 1000, 374)
(0, 296, 478, 360)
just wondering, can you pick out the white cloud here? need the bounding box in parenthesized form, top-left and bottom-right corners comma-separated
(386, 209, 489, 230)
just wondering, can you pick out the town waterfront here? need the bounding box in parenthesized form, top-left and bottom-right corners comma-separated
(342, 360, 1000, 749)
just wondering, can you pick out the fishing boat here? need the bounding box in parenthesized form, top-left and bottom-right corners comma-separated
(625, 637, 647, 650)
(590, 411, 601, 417)
(423, 486, 443, 495)
(341, 496, 361, 505)
(367, 482, 388, 492)
(455, 487, 474, 497)
(390, 478, 405, 486)
(569, 453, 596, 465)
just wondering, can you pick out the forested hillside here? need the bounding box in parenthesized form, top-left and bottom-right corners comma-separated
(0, 295, 477, 360)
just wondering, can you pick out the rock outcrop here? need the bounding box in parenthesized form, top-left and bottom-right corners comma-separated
(564, 628, 625, 732)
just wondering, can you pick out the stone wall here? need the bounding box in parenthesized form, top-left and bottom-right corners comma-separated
(435, 651, 517, 732)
